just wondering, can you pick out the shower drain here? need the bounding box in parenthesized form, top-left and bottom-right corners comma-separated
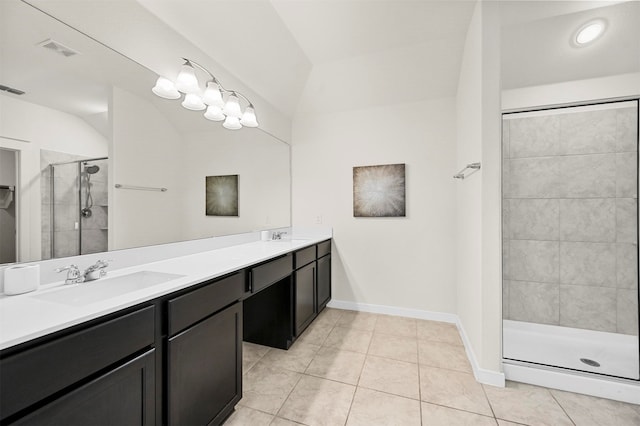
(580, 358, 601, 367)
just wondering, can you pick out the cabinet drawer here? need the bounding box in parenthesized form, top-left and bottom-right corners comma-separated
(295, 246, 316, 269)
(12, 349, 155, 426)
(250, 255, 292, 293)
(0, 305, 155, 420)
(317, 240, 331, 258)
(168, 271, 245, 336)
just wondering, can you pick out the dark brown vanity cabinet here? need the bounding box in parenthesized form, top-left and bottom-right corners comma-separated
(294, 246, 317, 336)
(316, 240, 332, 312)
(166, 272, 244, 426)
(0, 240, 332, 426)
(0, 305, 156, 425)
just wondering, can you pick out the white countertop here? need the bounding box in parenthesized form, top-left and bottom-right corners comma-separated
(0, 237, 329, 351)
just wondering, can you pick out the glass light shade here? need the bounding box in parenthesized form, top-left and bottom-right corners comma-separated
(151, 76, 180, 99)
(182, 93, 206, 111)
(203, 82, 224, 107)
(204, 105, 225, 121)
(575, 20, 605, 45)
(240, 106, 259, 128)
(223, 94, 243, 118)
(223, 115, 242, 130)
(175, 62, 200, 93)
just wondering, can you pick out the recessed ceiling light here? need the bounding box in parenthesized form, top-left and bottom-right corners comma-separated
(574, 19, 606, 46)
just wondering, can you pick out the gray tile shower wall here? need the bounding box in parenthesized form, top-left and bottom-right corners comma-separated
(503, 104, 639, 335)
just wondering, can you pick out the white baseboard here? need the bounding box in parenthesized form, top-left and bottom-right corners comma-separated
(455, 318, 506, 387)
(504, 361, 640, 404)
(326, 299, 505, 388)
(327, 299, 458, 323)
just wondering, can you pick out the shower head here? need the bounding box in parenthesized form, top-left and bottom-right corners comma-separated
(84, 164, 100, 174)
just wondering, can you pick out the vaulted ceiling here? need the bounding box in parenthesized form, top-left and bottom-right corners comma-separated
(9, 0, 640, 124)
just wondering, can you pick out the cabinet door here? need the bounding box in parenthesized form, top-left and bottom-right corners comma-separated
(12, 350, 155, 426)
(317, 255, 331, 312)
(295, 262, 316, 336)
(168, 302, 242, 426)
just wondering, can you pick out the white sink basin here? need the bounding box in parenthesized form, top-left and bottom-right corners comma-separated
(31, 271, 185, 306)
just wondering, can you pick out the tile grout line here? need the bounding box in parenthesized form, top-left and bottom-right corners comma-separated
(245, 311, 340, 424)
(417, 336, 424, 426)
(548, 390, 578, 426)
(480, 383, 498, 421)
(273, 369, 304, 423)
(342, 315, 378, 425)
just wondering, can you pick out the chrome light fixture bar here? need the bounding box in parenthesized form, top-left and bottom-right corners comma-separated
(152, 58, 258, 130)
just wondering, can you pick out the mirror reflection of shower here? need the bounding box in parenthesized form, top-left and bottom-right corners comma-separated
(81, 162, 100, 219)
(42, 153, 108, 259)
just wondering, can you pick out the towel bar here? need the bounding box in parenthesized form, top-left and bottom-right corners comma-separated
(453, 162, 481, 180)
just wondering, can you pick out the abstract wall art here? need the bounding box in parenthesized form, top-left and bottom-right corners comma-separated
(205, 174, 239, 216)
(353, 163, 406, 217)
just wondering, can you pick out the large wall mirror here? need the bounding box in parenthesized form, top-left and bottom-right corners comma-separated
(0, 0, 291, 265)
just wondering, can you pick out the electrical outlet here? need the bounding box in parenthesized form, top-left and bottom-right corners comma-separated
(265, 215, 271, 224)
(315, 215, 323, 224)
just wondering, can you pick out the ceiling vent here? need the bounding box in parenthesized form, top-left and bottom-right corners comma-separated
(0, 84, 25, 95)
(37, 38, 80, 57)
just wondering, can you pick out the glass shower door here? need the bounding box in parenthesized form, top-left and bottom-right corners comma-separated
(48, 157, 109, 258)
(502, 100, 639, 379)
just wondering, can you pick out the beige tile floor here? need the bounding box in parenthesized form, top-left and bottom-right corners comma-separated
(226, 308, 640, 426)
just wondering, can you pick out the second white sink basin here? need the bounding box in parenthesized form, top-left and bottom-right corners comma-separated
(32, 271, 185, 306)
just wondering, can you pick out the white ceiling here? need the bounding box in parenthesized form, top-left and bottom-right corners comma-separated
(501, 1, 640, 90)
(270, 0, 476, 64)
(135, 0, 477, 115)
(3, 0, 639, 127)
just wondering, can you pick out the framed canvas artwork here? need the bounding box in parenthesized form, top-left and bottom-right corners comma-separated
(353, 163, 406, 217)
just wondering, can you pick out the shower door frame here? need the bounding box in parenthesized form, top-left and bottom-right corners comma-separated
(49, 156, 108, 258)
(500, 96, 640, 382)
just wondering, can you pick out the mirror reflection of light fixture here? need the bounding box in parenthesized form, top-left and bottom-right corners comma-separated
(151, 76, 180, 99)
(151, 58, 259, 129)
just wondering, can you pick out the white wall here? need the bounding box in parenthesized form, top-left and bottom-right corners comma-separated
(502, 72, 640, 110)
(181, 128, 290, 240)
(292, 98, 458, 314)
(455, 0, 503, 381)
(110, 86, 185, 250)
(455, 0, 484, 366)
(0, 94, 108, 262)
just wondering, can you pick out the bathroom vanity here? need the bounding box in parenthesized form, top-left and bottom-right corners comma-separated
(0, 237, 332, 425)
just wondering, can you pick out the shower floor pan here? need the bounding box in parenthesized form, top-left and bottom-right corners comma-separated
(503, 320, 639, 380)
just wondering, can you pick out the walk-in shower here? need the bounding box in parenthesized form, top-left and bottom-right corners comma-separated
(502, 100, 639, 383)
(47, 156, 108, 258)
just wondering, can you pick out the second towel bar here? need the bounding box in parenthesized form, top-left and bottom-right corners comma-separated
(115, 184, 167, 192)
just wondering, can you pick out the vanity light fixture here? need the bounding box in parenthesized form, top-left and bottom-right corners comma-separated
(574, 19, 606, 46)
(152, 58, 259, 129)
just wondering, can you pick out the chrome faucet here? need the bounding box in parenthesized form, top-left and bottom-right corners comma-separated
(55, 264, 83, 284)
(55, 260, 111, 284)
(83, 259, 111, 281)
(271, 231, 287, 240)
